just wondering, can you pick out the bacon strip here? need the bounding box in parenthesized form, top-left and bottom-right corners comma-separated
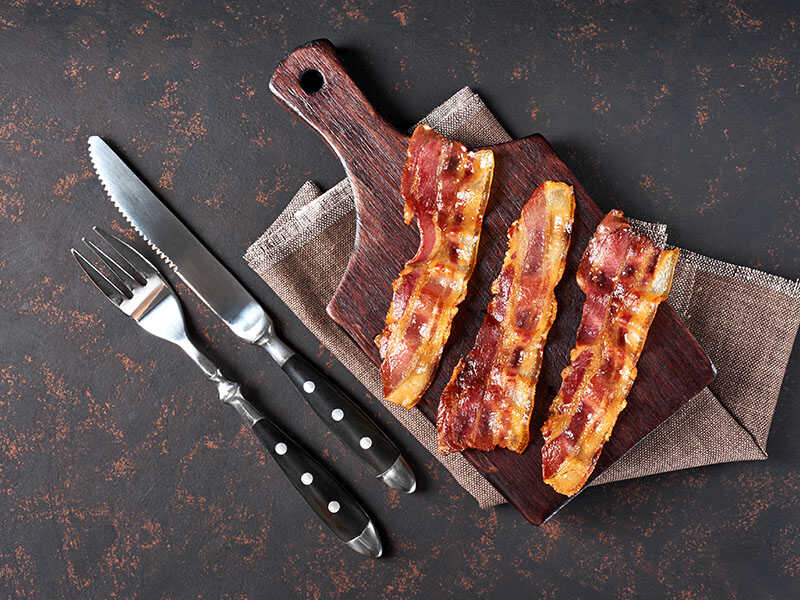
(437, 182, 575, 454)
(377, 124, 494, 409)
(541, 210, 679, 496)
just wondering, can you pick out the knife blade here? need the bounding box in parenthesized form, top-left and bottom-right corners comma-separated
(88, 136, 416, 494)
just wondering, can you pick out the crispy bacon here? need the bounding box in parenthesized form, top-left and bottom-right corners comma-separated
(377, 124, 494, 409)
(541, 210, 679, 496)
(437, 181, 575, 454)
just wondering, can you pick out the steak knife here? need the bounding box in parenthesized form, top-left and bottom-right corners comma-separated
(88, 136, 415, 494)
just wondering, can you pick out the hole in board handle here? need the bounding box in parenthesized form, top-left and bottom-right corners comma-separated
(299, 69, 324, 94)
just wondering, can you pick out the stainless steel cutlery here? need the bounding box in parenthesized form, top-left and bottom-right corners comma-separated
(71, 228, 382, 557)
(75, 135, 419, 557)
(87, 136, 415, 494)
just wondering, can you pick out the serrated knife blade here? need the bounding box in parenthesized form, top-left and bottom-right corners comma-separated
(88, 136, 271, 344)
(87, 135, 416, 494)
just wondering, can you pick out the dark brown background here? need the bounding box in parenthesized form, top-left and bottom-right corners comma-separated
(1, 1, 798, 598)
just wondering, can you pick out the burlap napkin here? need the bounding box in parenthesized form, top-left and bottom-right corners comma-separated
(246, 88, 800, 508)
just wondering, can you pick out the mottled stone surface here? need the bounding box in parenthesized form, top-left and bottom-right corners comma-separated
(1, 1, 798, 598)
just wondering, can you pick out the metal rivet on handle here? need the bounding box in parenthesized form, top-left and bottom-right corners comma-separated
(327, 500, 340, 513)
(359, 436, 372, 450)
(301, 472, 313, 485)
(331, 408, 344, 421)
(275, 442, 287, 455)
(303, 381, 316, 393)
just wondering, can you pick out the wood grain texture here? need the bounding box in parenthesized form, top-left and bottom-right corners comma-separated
(271, 39, 716, 525)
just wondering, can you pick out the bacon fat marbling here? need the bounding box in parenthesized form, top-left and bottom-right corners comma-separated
(541, 210, 678, 496)
(437, 181, 575, 454)
(377, 124, 494, 409)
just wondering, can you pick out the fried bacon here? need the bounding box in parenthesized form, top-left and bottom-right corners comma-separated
(437, 181, 575, 454)
(541, 210, 679, 496)
(377, 124, 494, 409)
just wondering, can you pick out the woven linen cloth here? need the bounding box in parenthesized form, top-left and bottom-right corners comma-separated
(245, 88, 800, 508)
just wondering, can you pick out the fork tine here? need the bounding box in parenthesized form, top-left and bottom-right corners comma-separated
(82, 238, 135, 298)
(93, 227, 161, 282)
(71, 248, 127, 305)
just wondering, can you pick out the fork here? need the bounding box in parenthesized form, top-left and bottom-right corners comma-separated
(71, 227, 382, 558)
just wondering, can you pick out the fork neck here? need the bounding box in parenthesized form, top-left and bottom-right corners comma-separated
(175, 335, 264, 426)
(176, 335, 220, 380)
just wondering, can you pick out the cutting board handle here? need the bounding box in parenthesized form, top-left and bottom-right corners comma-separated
(269, 39, 406, 174)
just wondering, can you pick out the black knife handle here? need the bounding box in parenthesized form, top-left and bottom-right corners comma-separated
(251, 416, 376, 549)
(281, 354, 408, 483)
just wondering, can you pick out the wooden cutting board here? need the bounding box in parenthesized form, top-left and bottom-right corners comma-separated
(270, 40, 716, 525)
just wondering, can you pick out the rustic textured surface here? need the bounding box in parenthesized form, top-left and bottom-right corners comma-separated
(1, 1, 799, 598)
(269, 42, 715, 524)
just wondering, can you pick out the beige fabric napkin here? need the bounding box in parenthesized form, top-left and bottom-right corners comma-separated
(245, 88, 800, 508)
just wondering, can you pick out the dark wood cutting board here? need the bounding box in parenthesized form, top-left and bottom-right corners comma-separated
(270, 40, 716, 525)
